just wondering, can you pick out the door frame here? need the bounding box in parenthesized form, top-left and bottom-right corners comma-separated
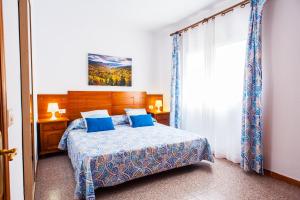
(0, 0, 10, 199)
(19, 0, 34, 199)
(28, 0, 36, 181)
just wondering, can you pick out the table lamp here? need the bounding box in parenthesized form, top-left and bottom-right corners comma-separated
(155, 100, 162, 113)
(47, 103, 59, 120)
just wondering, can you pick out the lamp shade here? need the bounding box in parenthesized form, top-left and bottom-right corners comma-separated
(47, 103, 59, 113)
(155, 100, 163, 108)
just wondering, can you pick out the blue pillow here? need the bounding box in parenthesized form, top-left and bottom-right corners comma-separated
(130, 114, 154, 128)
(85, 117, 115, 133)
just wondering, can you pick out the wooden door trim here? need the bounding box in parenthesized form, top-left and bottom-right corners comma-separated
(19, 0, 34, 199)
(0, 0, 10, 199)
(28, 0, 36, 180)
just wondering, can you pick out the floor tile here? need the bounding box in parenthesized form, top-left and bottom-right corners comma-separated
(34, 155, 300, 200)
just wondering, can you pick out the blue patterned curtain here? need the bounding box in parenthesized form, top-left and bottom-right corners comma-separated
(170, 34, 182, 128)
(241, 0, 267, 174)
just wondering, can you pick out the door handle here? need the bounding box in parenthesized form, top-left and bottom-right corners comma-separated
(0, 148, 17, 161)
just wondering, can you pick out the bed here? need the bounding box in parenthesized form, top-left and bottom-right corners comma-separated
(37, 91, 213, 199)
(58, 119, 213, 200)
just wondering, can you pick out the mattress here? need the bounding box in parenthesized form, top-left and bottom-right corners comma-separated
(60, 123, 213, 200)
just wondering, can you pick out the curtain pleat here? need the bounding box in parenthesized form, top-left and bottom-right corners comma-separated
(170, 34, 182, 128)
(241, 0, 267, 174)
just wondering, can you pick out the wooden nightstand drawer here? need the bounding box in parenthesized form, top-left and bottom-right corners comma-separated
(156, 114, 169, 120)
(38, 118, 69, 156)
(41, 122, 66, 131)
(148, 111, 170, 126)
(158, 119, 170, 126)
(41, 130, 64, 153)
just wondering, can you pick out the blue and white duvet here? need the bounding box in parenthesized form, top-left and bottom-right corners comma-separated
(59, 122, 213, 200)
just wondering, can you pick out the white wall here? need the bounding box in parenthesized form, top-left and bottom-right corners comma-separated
(262, 0, 300, 181)
(30, 0, 160, 169)
(30, 0, 240, 112)
(152, 30, 172, 110)
(31, 0, 156, 94)
(3, 0, 24, 199)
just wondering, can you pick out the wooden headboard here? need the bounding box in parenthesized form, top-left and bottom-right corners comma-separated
(38, 91, 150, 120)
(67, 91, 146, 120)
(111, 92, 146, 115)
(67, 91, 112, 120)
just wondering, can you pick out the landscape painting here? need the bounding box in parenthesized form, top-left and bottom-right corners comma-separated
(88, 53, 132, 86)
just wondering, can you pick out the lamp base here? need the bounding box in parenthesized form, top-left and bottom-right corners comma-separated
(50, 112, 57, 120)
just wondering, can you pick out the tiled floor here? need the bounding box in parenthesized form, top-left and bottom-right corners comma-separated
(34, 154, 300, 200)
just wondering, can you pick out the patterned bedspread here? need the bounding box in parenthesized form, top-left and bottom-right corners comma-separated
(59, 123, 213, 200)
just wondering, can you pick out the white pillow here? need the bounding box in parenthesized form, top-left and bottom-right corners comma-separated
(81, 110, 110, 128)
(80, 110, 109, 119)
(125, 108, 147, 126)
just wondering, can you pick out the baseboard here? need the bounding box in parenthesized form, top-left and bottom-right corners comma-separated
(264, 169, 300, 187)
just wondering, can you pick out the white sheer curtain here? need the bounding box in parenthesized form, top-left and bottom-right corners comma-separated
(181, 20, 216, 146)
(181, 5, 250, 163)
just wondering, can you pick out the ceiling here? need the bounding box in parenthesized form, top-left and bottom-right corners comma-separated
(98, 0, 224, 30)
(34, 0, 224, 31)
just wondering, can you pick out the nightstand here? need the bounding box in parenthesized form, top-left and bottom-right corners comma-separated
(148, 111, 170, 126)
(37, 118, 69, 156)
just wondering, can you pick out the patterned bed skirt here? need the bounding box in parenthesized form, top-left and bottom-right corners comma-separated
(73, 138, 214, 200)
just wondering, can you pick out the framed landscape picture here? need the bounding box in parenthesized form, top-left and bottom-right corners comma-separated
(88, 53, 132, 86)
